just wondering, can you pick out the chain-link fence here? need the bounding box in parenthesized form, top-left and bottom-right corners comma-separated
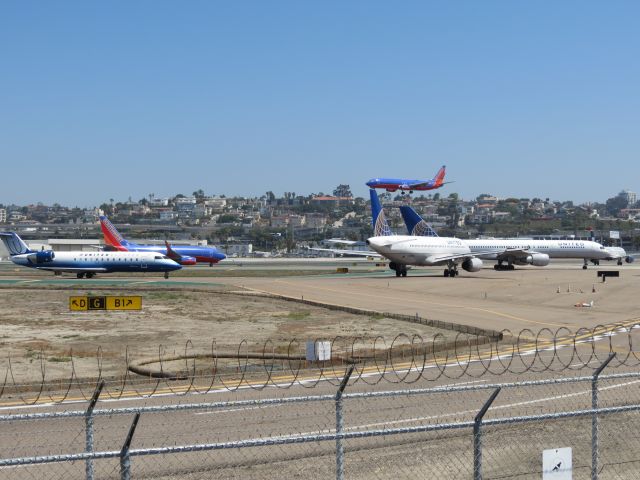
(2, 355, 640, 479)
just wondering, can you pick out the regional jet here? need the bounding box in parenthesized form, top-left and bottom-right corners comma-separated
(366, 190, 484, 277)
(0, 232, 182, 279)
(366, 165, 452, 194)
(100, 216, 226, 266)
(399, 205, 611, 270)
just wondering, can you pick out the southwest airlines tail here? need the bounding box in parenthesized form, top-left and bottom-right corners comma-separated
(433, 165, 446, 188)
(99, 216, 134, 250)
(400, 206, 439, 237)
(370, 189, 392, 236)
(0, 232, 33, 255)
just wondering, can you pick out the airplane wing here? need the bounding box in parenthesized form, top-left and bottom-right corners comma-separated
(164, 241, 197, 265)
(408, 180, 454, 189)
(425, 252, 477, 264)
(36, 267, 109, 273)
(307, 247, 382, 258)
(493, 248, 535, 262)
(323, 238, 362, 246)
(425, 249, 496, 265)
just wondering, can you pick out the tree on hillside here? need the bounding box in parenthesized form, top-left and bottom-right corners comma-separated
(333, 184, 352, 198)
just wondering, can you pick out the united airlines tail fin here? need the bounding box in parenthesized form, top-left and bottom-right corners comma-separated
(369, 189, 392, 236)
(400, 206, 439, 237)
(0, 232, 33, 255)
(99, 216, 133, 250)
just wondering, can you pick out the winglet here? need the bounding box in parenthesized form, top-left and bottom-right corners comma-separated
(164, 240, 181, 262)
(369, 189, 392, 236)
(400, 206, 439, 237)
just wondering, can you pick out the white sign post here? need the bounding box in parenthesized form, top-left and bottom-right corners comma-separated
(543, 447, 572, 479)
(305, 341, 332, 361)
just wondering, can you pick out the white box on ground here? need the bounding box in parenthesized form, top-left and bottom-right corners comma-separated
(543, 447, 572, 479)
(305, 341, 332, 361)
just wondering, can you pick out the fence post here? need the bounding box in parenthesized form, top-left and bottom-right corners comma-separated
(120, 412, 141, 480)
(85, 380, 104, 480)
(473, 387, 501, 480)
(336, 364, 355, 480)
(592, 353, 616, 480)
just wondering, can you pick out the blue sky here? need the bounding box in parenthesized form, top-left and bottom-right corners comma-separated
(1, 1, 639, 207)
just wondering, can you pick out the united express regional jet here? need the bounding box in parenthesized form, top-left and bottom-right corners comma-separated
(0, 232, 182, 279)
(100, 216, 226, 266)
(366, 165, 451, 194)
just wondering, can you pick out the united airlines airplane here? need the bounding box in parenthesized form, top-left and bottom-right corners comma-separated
(366, 190, 484, 277)
(0, 232, 182, 279)
(100, 216, 226, 266)
(366, 165, 452, 194)
(602, 246, 635, 265)
(399, 205, 611, 270)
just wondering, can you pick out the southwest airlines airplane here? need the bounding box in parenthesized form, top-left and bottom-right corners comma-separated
(366, 190, 484, 277)
(400, 205, 611, 270)
(366, 165, 451, 194)
(0, 232, 182, 279)
(100, 216, 226, 266)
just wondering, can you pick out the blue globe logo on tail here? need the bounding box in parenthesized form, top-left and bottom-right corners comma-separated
(369, 189, 392, 237)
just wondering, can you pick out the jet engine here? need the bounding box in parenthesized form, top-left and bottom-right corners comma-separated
(515, 253, 550, 267)
(462, 258, 483, 272)
(626, 256, 635, 264)
(27, 250, 55, 264)
(179, 256, 197, 266)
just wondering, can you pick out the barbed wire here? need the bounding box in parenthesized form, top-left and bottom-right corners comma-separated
(1, 320, 639, 405)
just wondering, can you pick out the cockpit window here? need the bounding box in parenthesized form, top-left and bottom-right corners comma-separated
(154, 256, 162, 259)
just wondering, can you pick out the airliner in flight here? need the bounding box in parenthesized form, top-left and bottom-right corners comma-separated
(366, 190, 484, 277)
(100, 216, 226, 266)
(399, 205, 611, 270)
(366, 165, 452, 194)
(0, 232, 182, 279)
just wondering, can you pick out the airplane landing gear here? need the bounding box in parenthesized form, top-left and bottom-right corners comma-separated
(618, 259, 623, 266)
(494, 263, 515, 271)
(583, 259, 589, 270)
(444, 264, 458, 277)
(76, 273, 85, 279)
(86, 273, 95, 279)
(391, 262, 408, 277)
(164, 272, 170, 279)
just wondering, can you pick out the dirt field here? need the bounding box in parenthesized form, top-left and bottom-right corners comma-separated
(0, 286, 461, 384)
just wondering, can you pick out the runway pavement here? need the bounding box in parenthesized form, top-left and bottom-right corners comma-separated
(210, 260, 640, 333)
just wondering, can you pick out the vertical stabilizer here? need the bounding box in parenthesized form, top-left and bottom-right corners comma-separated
(433, 165, 446, 186)
(0, 232, 33, 255)
(369, 189, 392, 236)
(99, 216, 131, 249)
(400, 206, 439, 237)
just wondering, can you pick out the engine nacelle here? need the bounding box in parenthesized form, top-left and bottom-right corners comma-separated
(529, 253, 550, 267)
(462, 258, 483, 272)
(626, 256, 635, 264)
(179, 256, 197, 266)
(27, 250, 55, 264)
(514, 253, 550, 266)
